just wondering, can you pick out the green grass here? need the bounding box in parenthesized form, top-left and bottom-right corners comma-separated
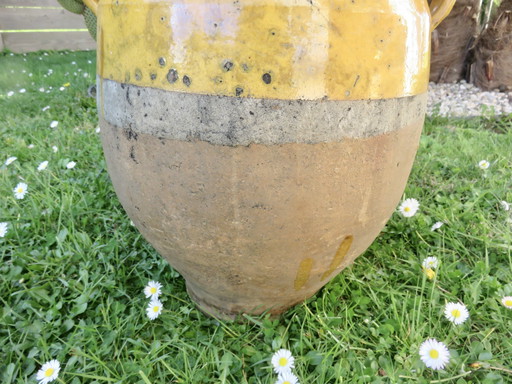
(1, 50, 511, 384)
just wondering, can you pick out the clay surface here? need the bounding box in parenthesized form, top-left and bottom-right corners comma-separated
(99, 88, 425, 317)
(99, 79, 426, 146)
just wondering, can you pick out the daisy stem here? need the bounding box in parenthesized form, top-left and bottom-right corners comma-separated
(434, 283, 451, 297)
(486, 365, 512, 375)
(429, 370, 473, 383)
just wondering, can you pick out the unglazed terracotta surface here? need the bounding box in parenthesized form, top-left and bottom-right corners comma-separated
(99, 87, 426, 317)
(94, 0, 455, 317)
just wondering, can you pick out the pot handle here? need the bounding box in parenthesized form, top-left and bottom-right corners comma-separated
(429, 0, 456, 31)
(83, 0, 98, 15)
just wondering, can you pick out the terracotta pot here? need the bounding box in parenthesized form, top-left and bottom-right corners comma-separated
(89, 0, 454, 318)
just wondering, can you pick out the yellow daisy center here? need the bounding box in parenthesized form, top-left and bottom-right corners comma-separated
(17, 187, 23, 193)
(424, 268, 435, 280)
(150, 287, 157, 294)
(153, 306, 160, 312)
(505, 299, 512, 307)
(404, 206, 411, 212)
(45, 368, 54, 377)
(451, 309, 461, 318)
(429, 349, 439, 359)
(279, 357, 288, 367)
(283, 382, 291, 384)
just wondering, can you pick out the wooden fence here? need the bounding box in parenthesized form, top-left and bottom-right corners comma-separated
(0, 0, 96, 52)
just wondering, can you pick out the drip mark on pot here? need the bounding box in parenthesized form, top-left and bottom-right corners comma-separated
(183, 75, 191, 87)
(321, 235, 353, 280)
(134, 68, 143, 81)
(158, 57, 166, 67)
(353, 75, 360, 88)
(129, 146, 139, 163)
(235, 87, 243, 96)
(262, 73, 272, 84)
(167, 68, 179, 84)
(294, 258, 313, 290)
(125, 88, 132, 106)
(150, 72, 157, 80)
(124, 127, 138, 141)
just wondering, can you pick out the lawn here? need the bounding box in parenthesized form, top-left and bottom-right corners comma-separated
(1, 50, 511, 384)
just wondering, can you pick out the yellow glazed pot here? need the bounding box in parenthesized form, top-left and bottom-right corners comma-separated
(88, 0, 454, 318)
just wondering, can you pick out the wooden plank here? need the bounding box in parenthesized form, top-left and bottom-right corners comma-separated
(3, 31, 96, 52)
(0, 0, 60, 7)
(0, 8, 87, 31)
(0, 33, 4, 51)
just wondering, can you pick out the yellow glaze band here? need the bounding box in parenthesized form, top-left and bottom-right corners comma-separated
(98, 0, 432, 100)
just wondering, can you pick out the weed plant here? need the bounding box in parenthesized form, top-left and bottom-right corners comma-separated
(1, 51, 511, 383)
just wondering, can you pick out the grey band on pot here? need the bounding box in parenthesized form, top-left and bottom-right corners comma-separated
(99, 78, 426, 146)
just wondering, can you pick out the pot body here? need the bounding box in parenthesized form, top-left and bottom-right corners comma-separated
(97, 0, 431, 318)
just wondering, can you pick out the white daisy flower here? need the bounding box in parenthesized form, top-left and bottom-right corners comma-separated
(95, 127, 101, 133)
(144, 281, 162, 299)
(398, 198, 420, 218)
(38, 161, 49, 171)
(444, 302, 469, 325)
(7, 91, 14, 97)
(431, 221, 444, 231)
(275, 371, 299, 384)
(42, 106, 50, 112)
(52, 146, 58, 153)
(36, 359, 60, 384)
(478, 160, 490, 170)
(19, 88, 26, 93)
(500, 201, 510, 211)
(13, 182, 28, 199)
(71, 61, 77, 65)
(422, 257, 438, 270)
(146, 299, 163, 320)
(0, 222, 8, 238)
(271, 349, 295, 375)
(28, 144, 35, 149)
(39, 87, 45, 92)
(59, 87, 65, 91)
(66, 161, 76, 169)
(5, 156, 17, 166)
(419, 338, 450, 370)
(50, 121, 59, 129)
(501, 296, 512, 309)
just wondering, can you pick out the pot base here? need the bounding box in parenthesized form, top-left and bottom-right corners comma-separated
(185, 280, 307, 320)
